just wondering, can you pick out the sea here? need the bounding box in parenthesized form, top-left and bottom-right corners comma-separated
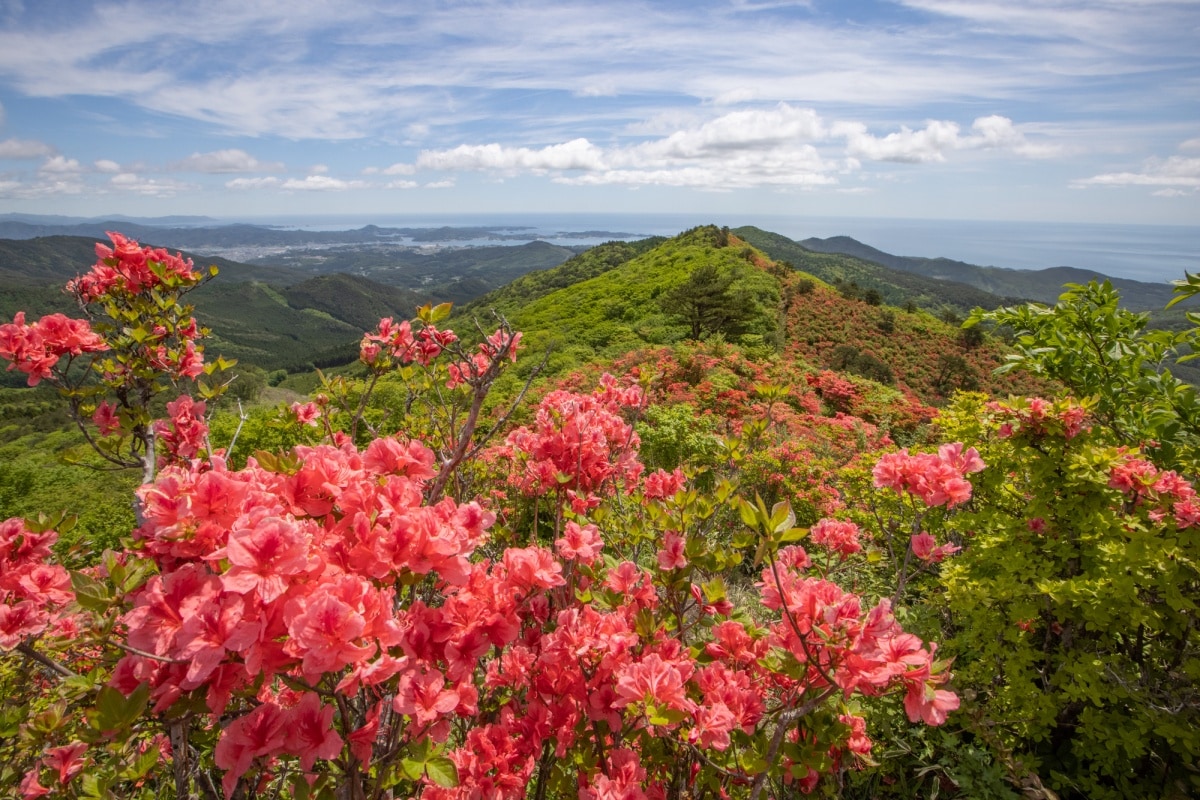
(229, 213, 1199, 285)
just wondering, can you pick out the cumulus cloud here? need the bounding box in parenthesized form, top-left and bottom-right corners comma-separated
(280, 175, 367, 191)
(412, 105, 1053, 190)
(170, 149, 284, 173)
(382, 162, 416, 175)
(1180, 137, 1200, 153)
(417, 139, 605, 173)
(94, 159, 122, 173)
(39, 155, 83, 174)
(385, 179, 418, 189)
(839, 115, 1058, 163)
(0, 138, 54, 159)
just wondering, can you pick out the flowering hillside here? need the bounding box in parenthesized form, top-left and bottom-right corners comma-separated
(1, 230, 1198, 800)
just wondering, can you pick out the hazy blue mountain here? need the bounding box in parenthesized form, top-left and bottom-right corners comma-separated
(797, 234, 1182, 311)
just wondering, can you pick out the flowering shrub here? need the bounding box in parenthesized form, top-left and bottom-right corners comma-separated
(0, 235, 964, 800)
(934, 393, 1200, 799)
(0, 232, 230, 482)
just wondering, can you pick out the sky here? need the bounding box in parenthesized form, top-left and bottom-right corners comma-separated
(0, 0, 1196, 225)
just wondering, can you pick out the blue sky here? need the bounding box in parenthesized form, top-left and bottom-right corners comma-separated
(0, 0, 1196, 224)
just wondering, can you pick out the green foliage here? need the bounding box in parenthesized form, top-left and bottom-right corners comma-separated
(658, 262, 757, 340)
(967, 280, 1200, 469)
(459, 238, 662, 319)
(936, 393, 1200, 799)
(829, 344, 895, 386)
(0, 431, 136, 562)
(635, 403, 720, 472)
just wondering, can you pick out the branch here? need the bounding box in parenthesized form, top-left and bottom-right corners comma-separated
(15, 641, 78, 678)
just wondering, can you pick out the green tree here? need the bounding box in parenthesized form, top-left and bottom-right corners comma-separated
(659, 263, 755, 340)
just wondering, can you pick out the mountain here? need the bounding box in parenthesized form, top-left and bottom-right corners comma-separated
(281, 274, 429, 333)
(733, 226, 1019, 313)
(0, 236, 300, 287)
(458, 237, 665, 319)
(260, 239, 579, 301)
(796, 234, 1183, 311)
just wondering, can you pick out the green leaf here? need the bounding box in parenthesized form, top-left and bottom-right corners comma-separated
(425, 756, 459, 788)
(94, 683, 149, 734)
(71, 570, 113, 612)
(735, 497, 759, 529)
(401, 758, 425, 781)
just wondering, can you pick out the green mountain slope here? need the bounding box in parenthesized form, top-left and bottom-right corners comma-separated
(0, 235, 301, 287)
(494, 226, 781, 372)
(458, 237, 665, 319)
(282, 273, 430, 333)
(734, 226, 1020, 312)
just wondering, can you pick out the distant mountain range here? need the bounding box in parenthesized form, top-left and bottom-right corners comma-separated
(790, 233, 1182, 311)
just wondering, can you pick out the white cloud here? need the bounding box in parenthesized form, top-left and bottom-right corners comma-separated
(839, 115, 1057, 163)
(0, 138, 54, 159)
(39, 155, 82, 174)
(171, 149, 284, 173)
(110, 172, 188, 196)
(309, 164, 329, 175)
(385, 179, 418, 189)
(382, 162, 415, 176)
(1076, 155, 1200, 190)
(226, 177, 283, 190)
(0, 0, 1187, 145)
(423, 180, 455, 189)
(417, 138, 605, 173)
(94, 159, 122, 173)
(413, 106, 1055, 189)
(280, 175, 366, 191)
(1180, 137, 1200, 153)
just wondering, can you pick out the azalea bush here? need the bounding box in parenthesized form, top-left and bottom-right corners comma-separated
(0, 233, 963, 800)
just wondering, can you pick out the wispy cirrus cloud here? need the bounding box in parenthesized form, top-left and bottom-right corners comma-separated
(0, 0, 1192, 142)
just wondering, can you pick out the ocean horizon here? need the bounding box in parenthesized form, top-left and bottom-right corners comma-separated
(226, 213, 1199, 285)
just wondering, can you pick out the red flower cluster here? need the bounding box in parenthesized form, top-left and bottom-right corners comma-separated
(505, 374, 646, 505)
(1108, 453, 1200, 528)
(809, 518, 862, 557)
(987, 396, 1090, 440)
(0, 519, 74, 650)
(360, 317, 458, 368)
(872, 443, 985, 508)
(759, 551, 958, 725)
(0, 311, 107, 386)
(447, 327, 522, 389)
(68, 231, 200, 302)
(152, 395, 210, 464)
